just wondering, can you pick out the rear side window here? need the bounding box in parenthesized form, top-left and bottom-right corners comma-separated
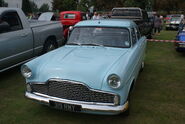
(1, 11, 23, 32)
(131, 28, 137, 45)
(64, 14, 76, 19)
(136, 28, 141, 40)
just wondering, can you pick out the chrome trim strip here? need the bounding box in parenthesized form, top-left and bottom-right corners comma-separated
(34, 92, 114, 106)
(25, 92, 127, 114)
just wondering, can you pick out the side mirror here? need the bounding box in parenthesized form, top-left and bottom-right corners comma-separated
(0, 22, 10, 33)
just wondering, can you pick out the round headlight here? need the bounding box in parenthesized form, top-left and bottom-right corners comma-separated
(21, 65, 32, 78)
(107, 74, 121, 89)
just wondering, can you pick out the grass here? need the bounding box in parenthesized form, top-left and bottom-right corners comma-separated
(0, 30, 185, 124)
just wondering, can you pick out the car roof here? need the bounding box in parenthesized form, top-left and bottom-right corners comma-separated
(0, 7, 20, 14)
(60, 11, 84, 14)
(75, 19, 137, 28)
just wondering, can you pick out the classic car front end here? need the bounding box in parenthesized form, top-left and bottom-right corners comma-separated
(22, 19, 146, 115)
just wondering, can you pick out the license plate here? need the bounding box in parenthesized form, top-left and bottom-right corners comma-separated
(49, 101, 81, 112)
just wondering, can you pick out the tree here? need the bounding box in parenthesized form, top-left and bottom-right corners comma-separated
(0, 0, 8, 7)
(153, 0, 185, 13)
(52, 0, 185, 14)
(124, 0, 148, 9)
(52, 0, 77, 11)
(22, 0, 32, 15)
(78, 0, 91, 12)
(30, 1, 39, 13)
(39, 3, 50, 12)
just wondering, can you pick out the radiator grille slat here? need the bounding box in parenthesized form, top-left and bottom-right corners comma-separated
(31, 80, 115, 104)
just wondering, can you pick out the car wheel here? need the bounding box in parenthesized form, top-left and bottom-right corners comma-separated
(43, 38, 58, 53)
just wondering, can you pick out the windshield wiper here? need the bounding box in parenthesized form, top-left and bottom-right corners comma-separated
(66, 42, 81, 46)
(81, 43, 103, 47)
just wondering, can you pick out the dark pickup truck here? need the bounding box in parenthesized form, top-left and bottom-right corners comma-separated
(111, 7, 153, 38)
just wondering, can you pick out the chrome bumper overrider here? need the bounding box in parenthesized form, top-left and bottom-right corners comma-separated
(25, 92, 128, 115)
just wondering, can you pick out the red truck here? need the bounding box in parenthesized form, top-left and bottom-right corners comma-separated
(60, 11, 87, 41)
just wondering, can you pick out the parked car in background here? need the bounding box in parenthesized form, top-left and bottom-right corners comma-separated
(175, 27, 185, 52)
(166, 16, 183, 30)
(111, 7, 153, 38)
(164, 14, 172, 23)
(22, 19, 147, 115)
(60, 11, 87, 41)
(0, 8, 64, 72)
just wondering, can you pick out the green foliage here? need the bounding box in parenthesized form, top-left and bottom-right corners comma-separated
(78, 0, 91, 12)
(0, 0, 8, 7)
(124, 0, 149, 9)
(153, 0, 185, 13)
(52, 0, 77, 11)
(22, 0, 32, 15)
(30, 1, 39, 13)
(39, 3, 49, 12)
(51, 0, 185, 13)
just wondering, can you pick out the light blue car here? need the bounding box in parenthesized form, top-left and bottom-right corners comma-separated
(21, 19, 147, 115)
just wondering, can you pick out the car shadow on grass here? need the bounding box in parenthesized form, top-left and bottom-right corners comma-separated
(0, 66, 21, 80)
(37, 104, 130, 123)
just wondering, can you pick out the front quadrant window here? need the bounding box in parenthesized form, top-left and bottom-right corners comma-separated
(67, 27, 131, 48)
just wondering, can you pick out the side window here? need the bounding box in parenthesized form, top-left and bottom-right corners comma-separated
(1, 11, 23, 32)
(131, 28, 137, 45)
(0, 19, 10, 34)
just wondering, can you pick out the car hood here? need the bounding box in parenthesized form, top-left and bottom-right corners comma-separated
(30, 46, 129, 90)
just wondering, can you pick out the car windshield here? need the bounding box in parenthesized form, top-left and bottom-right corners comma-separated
(67, 27, 131, 48)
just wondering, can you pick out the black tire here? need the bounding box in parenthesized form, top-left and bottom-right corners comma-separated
(176, 48, 182, 52)
(43, 38, 58, 53)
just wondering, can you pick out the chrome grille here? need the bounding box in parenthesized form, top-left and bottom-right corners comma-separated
(31, 80, 116, 104)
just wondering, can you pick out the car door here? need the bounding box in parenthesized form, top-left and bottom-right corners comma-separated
(129, 28, 143, 75)
(0, 11, 33, 71)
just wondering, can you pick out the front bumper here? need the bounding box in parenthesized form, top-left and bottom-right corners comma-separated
(25, 92, 128, 115)
(175, 42, 185, 52)
(166, 24, 179, 29)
